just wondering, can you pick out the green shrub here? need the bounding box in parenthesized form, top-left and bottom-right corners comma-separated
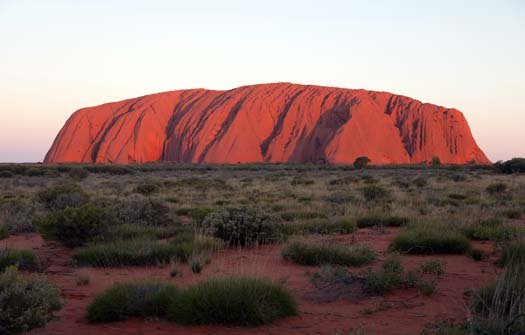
(494, 158, 525, 174)
(37, 205, 113, 247)
(283, 217, 356, 235)
(112, 196, 173, 226)
(0, 198, 36, 233)
(363, 255, 404, 295)
(353, 156, 371, 169)
(325, 191, 357, 204)
(504, 209, 522, 219)
(413, 177, 427, 188)
(280, 211, 326, 221)
(0, 249, 38, 272)
(486, 182, 507, 195)
(282, 241, 375, 266)
(462, 219, 515, 242)
(356, 215, 409, 228)
(498, 240, 525, 267)
(390, 226, 470, 254)
(0, 170, 14, 178)
(168, 276, 297, 326)
(72, 239, 178, 267)
(420, 259, 446, 276)
(0, 225, 8, 240)
(469, 248, 488, 261)
(361, 185, 390, 201)
(421, 320, 469, 335)
(201, 207, 282, 246)
(175, 207, 214, 224)
(448, 193, 467, 200)
(84, 165, 134, 175)
(37, 184, 89, 211)
(133, 183, 160, 196)
(67, 167, 88, 180)
(103, 224, 182, 240)
(86, 281, 178, 323)
(0, 267, 62, 334)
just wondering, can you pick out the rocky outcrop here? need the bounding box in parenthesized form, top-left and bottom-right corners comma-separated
(44, 83, 490, 165)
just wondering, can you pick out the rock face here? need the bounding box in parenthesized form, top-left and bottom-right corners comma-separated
(45, 83, 490, 165)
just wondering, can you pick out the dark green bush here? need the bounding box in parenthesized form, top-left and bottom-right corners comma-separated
(133, 183, 160, 196)
(201, 207, 282, 246)
(356, 215, 409, 228)
(413, 177, 427, 188)
(361, 185, 390, 201)
(469, 248, 488, 261)
(168, 276, 297, 326)
(498, 240, 525, 267)
(84, 165, 134, 175)
(0, 249, 38, 272)
(72, 239, 178, 267)
(0, 198, 36, 233)
(67, 167, 89, 180)
(112, 196, 173, 226)
(494, 158, 525, 174)
(390, 226, 470, 254)
(282, 217, 356, 235)
(37, 204, 113, 247)
(282, 241, 375, 266)
(86, 281, 179, 323)
(0, 170, 14, 178)
(0, 267, 62, 334)
(175, 207, 214, 224)
(363, 255, 404, 295)
(37, 184, 89, 211)
(353, 156, 371, 169)
(486, 182, 507, 195)
(0, 225, 8, 240)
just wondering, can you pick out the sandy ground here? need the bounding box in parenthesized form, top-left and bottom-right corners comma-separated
(2, 228, 500, 335)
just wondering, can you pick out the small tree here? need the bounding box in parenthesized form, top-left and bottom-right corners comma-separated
(431, 156, 441, 167)
(353, 156, 371, 169)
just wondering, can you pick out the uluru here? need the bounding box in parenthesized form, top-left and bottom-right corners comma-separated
(44, 83, 490, 165)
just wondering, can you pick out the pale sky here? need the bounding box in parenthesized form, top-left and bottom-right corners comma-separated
(1, 0, 524, 163)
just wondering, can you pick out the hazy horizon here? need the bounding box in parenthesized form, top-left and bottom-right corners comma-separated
(1, 0, 524, 163)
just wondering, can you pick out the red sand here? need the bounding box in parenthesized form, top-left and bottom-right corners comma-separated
(44, 83, 489, 165)
(3, 228, 499, 335)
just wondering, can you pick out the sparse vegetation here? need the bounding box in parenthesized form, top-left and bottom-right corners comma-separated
(0, 249, 38, 272)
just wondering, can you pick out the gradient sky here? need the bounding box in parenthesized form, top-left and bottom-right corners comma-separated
(1, 0, 524, 163)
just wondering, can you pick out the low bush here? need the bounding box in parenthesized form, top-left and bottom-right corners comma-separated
(363, 255, 404, 295)
(0, 198, 36, 233)
(112, 196, 173, 226)
(84, 165, 134, 175)
(103, 224, 182, 240)
(504, 209, 522, 219)
(168, 276, 297, 326)
(0, 170, 14, 178)
(486, 182, 507, 195)
(201, 207, 282, 246)
(0, 249, 38, 271)
(498, 240, 525, 267)
(280, 211, 327, 221)
(37, 184, 89, 211)
(420, 259, 446, 276)
(72, 239, 178, 267)
(413, 177, 427, 188)
(390, 225, 470, 254)
(0, 225, 8, 240)
(282, 217, 356, 235)
(133, 183, 160, 196)
(0, 267, 62, 334)
(353, 156, 370, 169)
(361, 185, 390, 202)
(37, 204, 114, 247)
(356, 215, 409, 228)
(469, 248, 489, 261)
(282, 241, 375, 266)
(73, 235, 222, 267)
(86, 281, 179, 323)
(462, 219, 517, 242)
(175, 207, 214, 224)
(325, 191, 357, 204)
(494, 158, 525, 174)
(67, 167, 89, 180)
